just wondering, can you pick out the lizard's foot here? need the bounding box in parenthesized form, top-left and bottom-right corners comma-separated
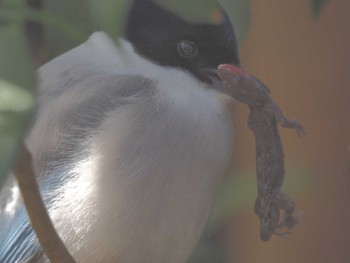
(255, 191, 303, 241)
(279, 118, 306, 137)
(272, 210, 303, 238)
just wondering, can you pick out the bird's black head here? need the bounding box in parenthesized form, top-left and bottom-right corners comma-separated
(125, 0, 240, 83)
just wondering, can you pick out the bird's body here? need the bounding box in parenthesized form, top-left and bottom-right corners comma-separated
(0, 0, 240, 262)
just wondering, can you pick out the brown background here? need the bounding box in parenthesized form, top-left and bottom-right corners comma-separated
(23, 0, 350, 261)
(228, 0, 350, 262)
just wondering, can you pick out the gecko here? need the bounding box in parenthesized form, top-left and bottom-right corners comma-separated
(217, 64, 304, 241)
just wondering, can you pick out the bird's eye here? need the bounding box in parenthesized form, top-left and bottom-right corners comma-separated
(177, 40, 198, 59)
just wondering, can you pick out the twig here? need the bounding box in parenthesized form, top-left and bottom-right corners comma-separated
(13, 142, 76, 263)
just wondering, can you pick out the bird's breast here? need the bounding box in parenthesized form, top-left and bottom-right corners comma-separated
(54, 82, 234, 263)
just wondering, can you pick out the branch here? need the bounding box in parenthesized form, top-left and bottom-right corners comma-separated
(13, 142, 76, 263)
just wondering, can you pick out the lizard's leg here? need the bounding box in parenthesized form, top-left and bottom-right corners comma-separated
(266, 103, 306, 136)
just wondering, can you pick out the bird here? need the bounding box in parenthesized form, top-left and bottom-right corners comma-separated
(0, 0, 240, 262)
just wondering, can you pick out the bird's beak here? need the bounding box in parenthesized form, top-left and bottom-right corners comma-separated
(195, 67, 220, 84)
(199, 64, 247, 84)
(199, 67, 220, 80)
(217, 64, 248, 81)
(197, 64, 243, 91)
(209, 63, 249, 98)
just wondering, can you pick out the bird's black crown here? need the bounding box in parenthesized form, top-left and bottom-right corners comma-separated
(125, 0, 240, 83)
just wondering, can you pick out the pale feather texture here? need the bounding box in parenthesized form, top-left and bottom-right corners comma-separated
(0, 32, 233, 263)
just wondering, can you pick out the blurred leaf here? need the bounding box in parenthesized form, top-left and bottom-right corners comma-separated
(43, 0, 92, 58)
(189, 239, 226, 263)
(312, 0, 329, 16)
(210, 170, 256, 228)
(190, 165, 313, 262)
(0, 25, 36, 187)
(219, 0, 250, 44)
(0, 8, 86, 42)
(0, 2, 88, 63)
(2, 0, 26, 5)
(209, 165, 313, 228)
(27, 9, 86, 42)
(87, 0, 132, 39)
(42, 0, 131, 58)
(42, 0, 250, 59)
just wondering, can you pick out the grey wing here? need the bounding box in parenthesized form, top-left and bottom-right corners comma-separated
(0, 204, 43, 263)
(29, 72, 155, 173)
(0, 166, 74, 263)
(0, 175, 43, 263)
(0, 73, 155, 262)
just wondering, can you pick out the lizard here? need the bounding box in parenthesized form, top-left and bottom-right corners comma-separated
(217, 64, 305, 241)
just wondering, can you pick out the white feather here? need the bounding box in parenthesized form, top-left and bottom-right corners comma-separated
(4, 32, 234, 263)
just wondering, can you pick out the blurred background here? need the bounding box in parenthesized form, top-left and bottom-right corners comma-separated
(219, 0, 350, 262)
(1, 0, 349, 262)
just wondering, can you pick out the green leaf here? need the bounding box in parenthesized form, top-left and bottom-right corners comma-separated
(0, 25, 36, 187)
(209, 165, 313, 228)
(2, 0, 26, 5)
(43, 0, 92, 58)
(219, 0, 251, 44)
(312, 0, 329, 17)
(0, 8, 86, 42)
(87, 0, 132, 39)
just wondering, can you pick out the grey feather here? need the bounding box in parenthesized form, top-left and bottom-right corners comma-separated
(0, 32, 234, 263)
(0, 73, 156, 263)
